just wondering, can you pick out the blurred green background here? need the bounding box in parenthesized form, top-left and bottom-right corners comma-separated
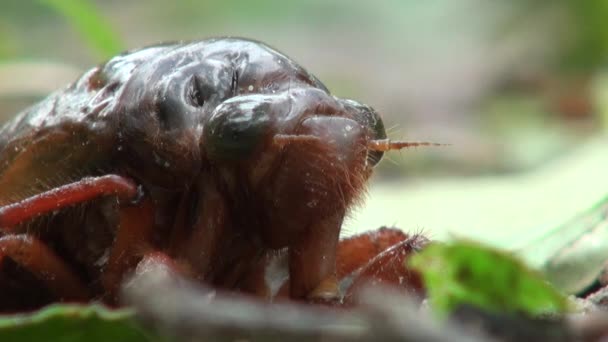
(1, 0, 607, 254)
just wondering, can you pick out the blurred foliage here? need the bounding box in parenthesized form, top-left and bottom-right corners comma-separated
(560, 0, 608, 73)
(505, 0, 608, 74)
(0, 304, 155, 341)
(0, 0, 123, 61)
(157, 0, 348, 27)
(596, 73, 608, 131)
(0, 25, 17, 60)
(410, 241, 570, 317)
(38, 0, 123, 59)
(525, 196, 608, 294)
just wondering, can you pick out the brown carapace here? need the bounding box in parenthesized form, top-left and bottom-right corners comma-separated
(0, 38, 436, 312)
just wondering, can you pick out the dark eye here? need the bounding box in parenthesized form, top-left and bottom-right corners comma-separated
(362, 108, 387, 167)
(187, 75, 212, 107)
(342, 101, 387, 167)
(203, 100, 272, 161)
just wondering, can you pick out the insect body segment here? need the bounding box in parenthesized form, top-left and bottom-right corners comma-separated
(0, 38, 429, 311)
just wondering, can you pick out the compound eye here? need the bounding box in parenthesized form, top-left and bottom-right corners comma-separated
(203, 99, 272, 162)
(364, 109, 387, 167)
(187, 75, 211, 108)
(342, 100, 388, 167)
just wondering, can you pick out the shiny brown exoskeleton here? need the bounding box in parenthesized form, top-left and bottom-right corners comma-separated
(0, 38, 433, 311)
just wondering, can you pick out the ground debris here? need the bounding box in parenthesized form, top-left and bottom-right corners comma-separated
(122, 263, 485, 342)
(121, 245, 608, 342)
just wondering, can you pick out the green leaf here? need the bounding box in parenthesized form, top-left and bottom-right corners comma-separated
(38, 0, 123, 59)
(410, 240, 570, 317)
(521, 196, 608, 294)
(0, 304, 155, 342)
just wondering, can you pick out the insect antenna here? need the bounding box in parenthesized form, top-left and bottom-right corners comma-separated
(368, 139, 449, 152)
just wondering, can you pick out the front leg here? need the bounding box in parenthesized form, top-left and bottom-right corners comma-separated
(289, 211, 342, 301)
(168, 177, 229, 281)
(101, 198, 156, 303)
(0, 234, 90, 302)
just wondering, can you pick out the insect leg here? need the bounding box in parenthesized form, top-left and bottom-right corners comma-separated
(0, 234, 90, 301)
(100, 198, 156, 303)
(288, 212, 342, 302)
(270, 228, 424, 304)
(339, 231, 429, 305)
(336, 227, 409, 279)
(168, 177, 228, 279)
(0, 174, 138, 230)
